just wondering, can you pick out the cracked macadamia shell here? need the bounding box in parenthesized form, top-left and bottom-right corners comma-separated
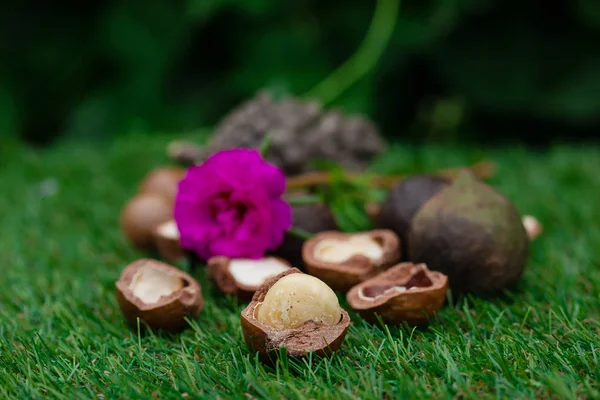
(207, 256, 291, 300)
(302, 230, 400, 291)
(347, 262, 448, 325)
(240, 268, 350, 361)
(153, 219, 185, 263)
(115, 259, 204, 332)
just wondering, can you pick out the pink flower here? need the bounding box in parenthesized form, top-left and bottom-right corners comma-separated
(174, 148, 292, 260)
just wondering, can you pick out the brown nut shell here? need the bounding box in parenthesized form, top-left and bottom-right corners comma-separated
(115, 259, 204, 332)
(302, 230, 400, 292)
(240, 268, 351, 361)
(153, 220, 185, 263)
(347, 262, 448, 325)
(207, 256, 291, 301)
(138, 166, 186, 205)
(120, 193, 173, 249)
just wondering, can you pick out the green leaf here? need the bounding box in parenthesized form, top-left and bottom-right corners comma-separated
(259, 134, 272, 158)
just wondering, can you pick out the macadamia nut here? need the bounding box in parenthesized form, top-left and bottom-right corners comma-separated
(256, 274, 340, 329)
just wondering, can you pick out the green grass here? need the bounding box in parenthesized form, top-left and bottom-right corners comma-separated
(1, 133, 600, 399)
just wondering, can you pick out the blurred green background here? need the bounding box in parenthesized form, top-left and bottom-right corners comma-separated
(2, 0, 600, 145)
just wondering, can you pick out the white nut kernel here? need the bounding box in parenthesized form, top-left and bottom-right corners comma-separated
(313, 234, 383, 263)
(228, 258, 290, 287)
(129, 264, 183, 304)
(256, 274, 340, 329)
(156, 220, 180, 240)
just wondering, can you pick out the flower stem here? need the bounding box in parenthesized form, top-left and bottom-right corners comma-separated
(259, 134, 273, 158)
(285, 160, 497, 191)
(286, 227, 314, 240)
(287, 195, 322, 206)
(303, 0, 400, 105)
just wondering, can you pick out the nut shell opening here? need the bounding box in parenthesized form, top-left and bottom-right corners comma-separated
(129, 262, 185, 304)
(240, 268, 350, 360)
(115, 259, 204, 332)
(302, 230, 400, 291)
(347, 262, 448, 325)
(153, 220, 185, 263)
(208, 256, 291, 300)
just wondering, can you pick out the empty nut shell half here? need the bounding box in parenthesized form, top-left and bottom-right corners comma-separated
(115, 259, 204, 332)
(208, 256, 291, 301)
(302, 230, 400, 292)
(346, 262, 448, 325)
(240, 268, 351, 361)
(153, 219, 185, 263)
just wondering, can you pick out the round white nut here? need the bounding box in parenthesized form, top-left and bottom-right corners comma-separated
(256, 274, 341, 329)
(313, 234, 383, 263)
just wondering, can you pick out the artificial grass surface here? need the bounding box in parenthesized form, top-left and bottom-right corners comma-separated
(1, 133, 599, 399)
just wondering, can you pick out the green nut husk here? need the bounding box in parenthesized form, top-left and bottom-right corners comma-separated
(408, 170, 529, 294)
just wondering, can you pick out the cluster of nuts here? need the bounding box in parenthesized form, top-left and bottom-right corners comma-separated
(120, 166, 187, 263)
(115, 165, 543, 363)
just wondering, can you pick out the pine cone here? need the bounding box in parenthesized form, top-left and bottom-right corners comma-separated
(190, 91, 386, 175)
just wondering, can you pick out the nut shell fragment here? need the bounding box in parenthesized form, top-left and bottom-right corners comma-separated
(240, 268, 350, 361)
(302, 230, 400, 291)
(115, 259, 204, 332)
(347, 262, 448, 325)
(207, 256, 291, 300)
(153, 219, 185, 263)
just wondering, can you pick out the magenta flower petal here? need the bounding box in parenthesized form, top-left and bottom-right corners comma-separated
(268, 198, 292, 248)
(174, 148, 291, 260)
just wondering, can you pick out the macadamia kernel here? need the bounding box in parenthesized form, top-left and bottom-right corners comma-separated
(157, 220, 180, 239)
(228, 258, 290, 287)
(313, 234, 383, 263)
(256, 274, 341, 329)
(129, 264, 184, 304)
